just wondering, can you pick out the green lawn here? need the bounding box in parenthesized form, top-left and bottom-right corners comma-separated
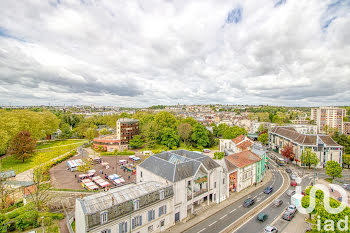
(36, 139, 87, 150)
(0, 140, 87, 174)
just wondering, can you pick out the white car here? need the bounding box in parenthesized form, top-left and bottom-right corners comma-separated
(264, 226, 278, 233)
(286, 204, 297, 214)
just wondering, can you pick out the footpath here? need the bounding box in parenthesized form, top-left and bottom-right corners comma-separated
(164, 169, 273, 232)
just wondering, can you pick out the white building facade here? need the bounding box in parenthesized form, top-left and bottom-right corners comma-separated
(75, 182, 174, 233)
(137, 150, 228, 223)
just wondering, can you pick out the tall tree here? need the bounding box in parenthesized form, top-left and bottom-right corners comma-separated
(300, 148, 319, 169)
(160, 127, 180, 149)
(178, 123, 192, 144)
(84, 127, 98, 142)
(325, 161, 342, 180)
(129, 135, 144, 149)
(281, 143, 295, 161)
(191, 124, 209, 148)
(222, 126, 246, 139)
(258, 133, 269, 145)
(99, 128, 110, 135)
(7, 131, 36, 162)
(343, 154, 350, 168)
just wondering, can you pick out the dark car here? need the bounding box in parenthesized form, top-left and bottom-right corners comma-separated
(264, 186, 273, 194)
(285, 168, 292, 173)
(257, 212, 268, 222)
(243, 198, 255, 207)
(282, 210, 295, 221)
(273, 199, 283, 207)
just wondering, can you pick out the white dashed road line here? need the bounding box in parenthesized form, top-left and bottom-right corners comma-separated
(230, 209, 236, 213)
(220, 214, 227, 220)
(198, 228, 206, 233)
(208, 221, 217, 227)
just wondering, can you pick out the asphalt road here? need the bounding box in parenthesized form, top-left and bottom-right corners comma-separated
(235, 170, 312, 233)
(183, 162, 284, 233)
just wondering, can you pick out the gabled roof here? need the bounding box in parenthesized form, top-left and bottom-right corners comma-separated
(225, 151, 261, 168)
(138, 150, 220, 182)
(236, 140, 253, 150)
(232, 135, 245, 144)
(0, 170, 16, 179)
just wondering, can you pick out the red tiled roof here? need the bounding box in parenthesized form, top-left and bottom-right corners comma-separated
(225, 151, 261, 168)
(236, 140, 253, 150)
(232, 135, 245, 144)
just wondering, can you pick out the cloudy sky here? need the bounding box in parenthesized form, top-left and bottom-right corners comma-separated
(0, 0, 349, 107)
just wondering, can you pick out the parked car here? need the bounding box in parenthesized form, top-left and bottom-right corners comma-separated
(264, 226, 278, 233)
(273, 199, 283, 207)
(257, 212, 268, 222)
(285, 168, 292, 173)
(342, 184, 350, 190)
(243, 198, 255, 207)
(345, 186, 350, 191)
(264, 186, 273, 194)
(301, 190, 306, 196)
(286, 190, 296, 196)
(203, 149, 211, 153)
(286, 205, 297, 214)
(282, 210, 295, 221)
(290, 180, 297, 187)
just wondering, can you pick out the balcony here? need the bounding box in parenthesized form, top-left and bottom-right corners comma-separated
(187, 188, 208, 201)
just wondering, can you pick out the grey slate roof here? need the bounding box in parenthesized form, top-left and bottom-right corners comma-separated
(139, 149, 220, 183)
(0, 170, 16, 179)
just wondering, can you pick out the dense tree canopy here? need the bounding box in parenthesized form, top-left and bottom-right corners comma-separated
(7, 130, 36, 162)
(325, 161, 342, 179)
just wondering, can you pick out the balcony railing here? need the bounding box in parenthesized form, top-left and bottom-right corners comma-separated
(187, 188, 208, 200)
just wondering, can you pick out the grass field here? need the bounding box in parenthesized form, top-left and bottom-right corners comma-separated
(36, 139, 87, 150)
(0, 139, 87, 174)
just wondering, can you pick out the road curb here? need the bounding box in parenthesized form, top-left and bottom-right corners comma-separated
(220, 164, 290, 233)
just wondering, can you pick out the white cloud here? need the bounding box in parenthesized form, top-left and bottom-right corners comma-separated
(0, 0, 349, 106)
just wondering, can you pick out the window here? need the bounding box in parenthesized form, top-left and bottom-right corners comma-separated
(132, 215, 142, 229)
(148, 209, 155, 222)
(223, 178, 225, 184)
(141, 171, 143, 178)
(100, 211, 108, 224)
(119, 222, 128, 233)
(159, 205, 167, 217)
(188, 180, 191, 186)
(159, 190, 165, 200)
(148, 225, 154, 232)
(101, 230, 111, 233)
(160, 219, 165, 227)
(214, 182, 216, 188)
(133, 200, 140, 211)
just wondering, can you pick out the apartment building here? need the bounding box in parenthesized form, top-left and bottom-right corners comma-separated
(116, 118, 139, 143)
(269, 127, 343, 168)
(220, 135, 254, 155)
(137, 150, 228, 222)
(75, 181, 174, 233)
(311, 107, 347, 134)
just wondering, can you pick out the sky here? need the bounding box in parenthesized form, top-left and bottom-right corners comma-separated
(0, 0, 350, 107)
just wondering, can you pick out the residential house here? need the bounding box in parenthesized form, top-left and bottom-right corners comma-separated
(136, 150, 227, 222)
(220, 135, 254, 155)
(223, 150, 262, 192)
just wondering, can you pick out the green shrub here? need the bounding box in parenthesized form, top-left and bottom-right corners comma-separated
(117, 151, 135, 155)
(15, 210, 39, 231)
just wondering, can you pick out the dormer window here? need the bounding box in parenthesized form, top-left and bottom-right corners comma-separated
(100, 211, 108, 224)
(159, 190, 165, 200)
(133, 200, 140, 211)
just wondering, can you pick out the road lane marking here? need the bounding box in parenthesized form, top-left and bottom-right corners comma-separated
(220, 214, 227, 220)
(198, 228, 206, 233)
(219, 163, 289, 233)
(230, 209, 236, 213)
(208, 221, 217, 227)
